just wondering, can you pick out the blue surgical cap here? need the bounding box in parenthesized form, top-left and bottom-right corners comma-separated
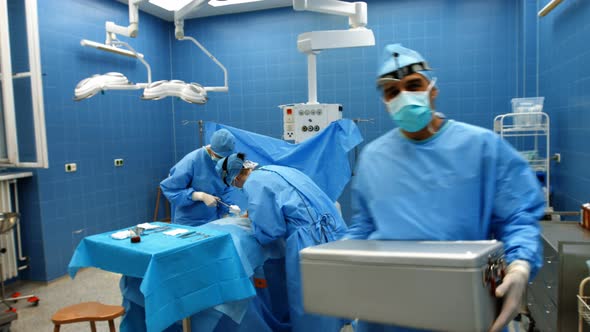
(210, 129, 235, 157)
(216, 153, 245, 186)
(377, 44, 434, 85)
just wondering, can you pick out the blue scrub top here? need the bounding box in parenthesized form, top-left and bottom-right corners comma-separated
(160, 147, 232, 226)
(348, 120, 544, 273)
(348, 120, 545, 332)
(244, 165, 348, 332)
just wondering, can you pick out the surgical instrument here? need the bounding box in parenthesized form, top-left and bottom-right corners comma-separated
(177, 231, 196, 238)
(216, 199, 242, 216)
(141, 226, 171, 235)
(216, 199, 231, 208)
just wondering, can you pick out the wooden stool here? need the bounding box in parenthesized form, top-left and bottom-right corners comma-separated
(51, 301, 125, 332)
(153, 186, 171, 222)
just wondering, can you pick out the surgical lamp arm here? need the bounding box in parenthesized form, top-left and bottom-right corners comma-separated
(106, 0, 144, 41)
(174, 0, 208, 27)
(173, 2, 228, 93)
(293, 0, 367, 28)
(292, 0, 374, 104)
(178, 35, 228, 93)
(173, 0, 208, 39)
(111, 39, 152, 84)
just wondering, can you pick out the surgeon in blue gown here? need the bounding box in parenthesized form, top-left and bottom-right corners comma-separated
(160, 129, 240, 226)
(216, 153, 348, 332)
(347, 44, 545, 332)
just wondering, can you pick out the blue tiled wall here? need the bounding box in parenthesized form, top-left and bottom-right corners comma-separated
(172, 0, 524, 220)
(17, 0, 175, 281)
(523, 0, 539, 98)
(537, 0, 590, 212)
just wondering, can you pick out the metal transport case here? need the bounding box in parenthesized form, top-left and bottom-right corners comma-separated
(300, 240, 504, 332)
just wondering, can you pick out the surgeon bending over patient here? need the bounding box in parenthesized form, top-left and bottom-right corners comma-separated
(160, 129, 240, 226)
(216, 153, 348, 332)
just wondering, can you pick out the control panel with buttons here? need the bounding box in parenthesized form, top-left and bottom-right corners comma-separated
(280, 103, 342, 143)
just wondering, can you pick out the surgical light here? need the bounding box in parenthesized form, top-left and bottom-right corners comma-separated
(76, 0, 228, 105)
(75, 39, 151, 101)
(142, 80, 207, 104)
(208, 0, 264, 7)
(74, 72, 139, 101)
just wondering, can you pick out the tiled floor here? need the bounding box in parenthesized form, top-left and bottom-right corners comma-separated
(6, 268, 122, 332)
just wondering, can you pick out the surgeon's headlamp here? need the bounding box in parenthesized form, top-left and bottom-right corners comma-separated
(220, 153, 245, 187)
(377, 52, 432, 87)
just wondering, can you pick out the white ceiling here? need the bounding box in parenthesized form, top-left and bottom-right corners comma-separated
(116, 0, 292, 21)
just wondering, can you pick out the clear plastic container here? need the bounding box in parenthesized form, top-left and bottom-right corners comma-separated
(511, 97, 545, 127)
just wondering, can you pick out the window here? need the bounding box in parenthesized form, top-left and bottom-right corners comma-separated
(0, 0, 47, 168)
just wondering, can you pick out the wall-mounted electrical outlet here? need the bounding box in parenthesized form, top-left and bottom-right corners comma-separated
(114, 159, 124, 167)
(65, 163, 77, 172)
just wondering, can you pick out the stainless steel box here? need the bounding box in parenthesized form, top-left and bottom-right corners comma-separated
(300, 240, 504, 332)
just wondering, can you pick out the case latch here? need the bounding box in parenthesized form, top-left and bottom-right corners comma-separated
(483, 255, 506, 295)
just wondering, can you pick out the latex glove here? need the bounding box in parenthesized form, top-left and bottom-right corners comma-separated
(229, 205, 241, 215)
(191, 191, 218, 207)
(489, 260, 530, 332)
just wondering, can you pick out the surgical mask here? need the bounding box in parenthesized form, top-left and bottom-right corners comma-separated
(385, 78, 437, 132)
(207, 147, 221, 161)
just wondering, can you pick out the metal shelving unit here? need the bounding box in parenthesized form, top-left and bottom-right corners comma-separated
(494, 112, 550, 205)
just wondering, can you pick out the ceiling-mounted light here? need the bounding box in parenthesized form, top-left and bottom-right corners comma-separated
(142, 80, 207, 104)
(149, 0, 194, 11)
(75, 0, 226, 105)
(74, 72, 140, 101)
(208, 0, 264, 7)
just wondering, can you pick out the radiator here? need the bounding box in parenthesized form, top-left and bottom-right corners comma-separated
(0, 181, 19, 282)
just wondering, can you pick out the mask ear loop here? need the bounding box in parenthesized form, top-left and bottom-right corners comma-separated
(426, 77, 440, 134)
(426, 77, 437, 92)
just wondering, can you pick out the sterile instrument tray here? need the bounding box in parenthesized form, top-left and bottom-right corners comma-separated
(300, 240, 504, 332)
